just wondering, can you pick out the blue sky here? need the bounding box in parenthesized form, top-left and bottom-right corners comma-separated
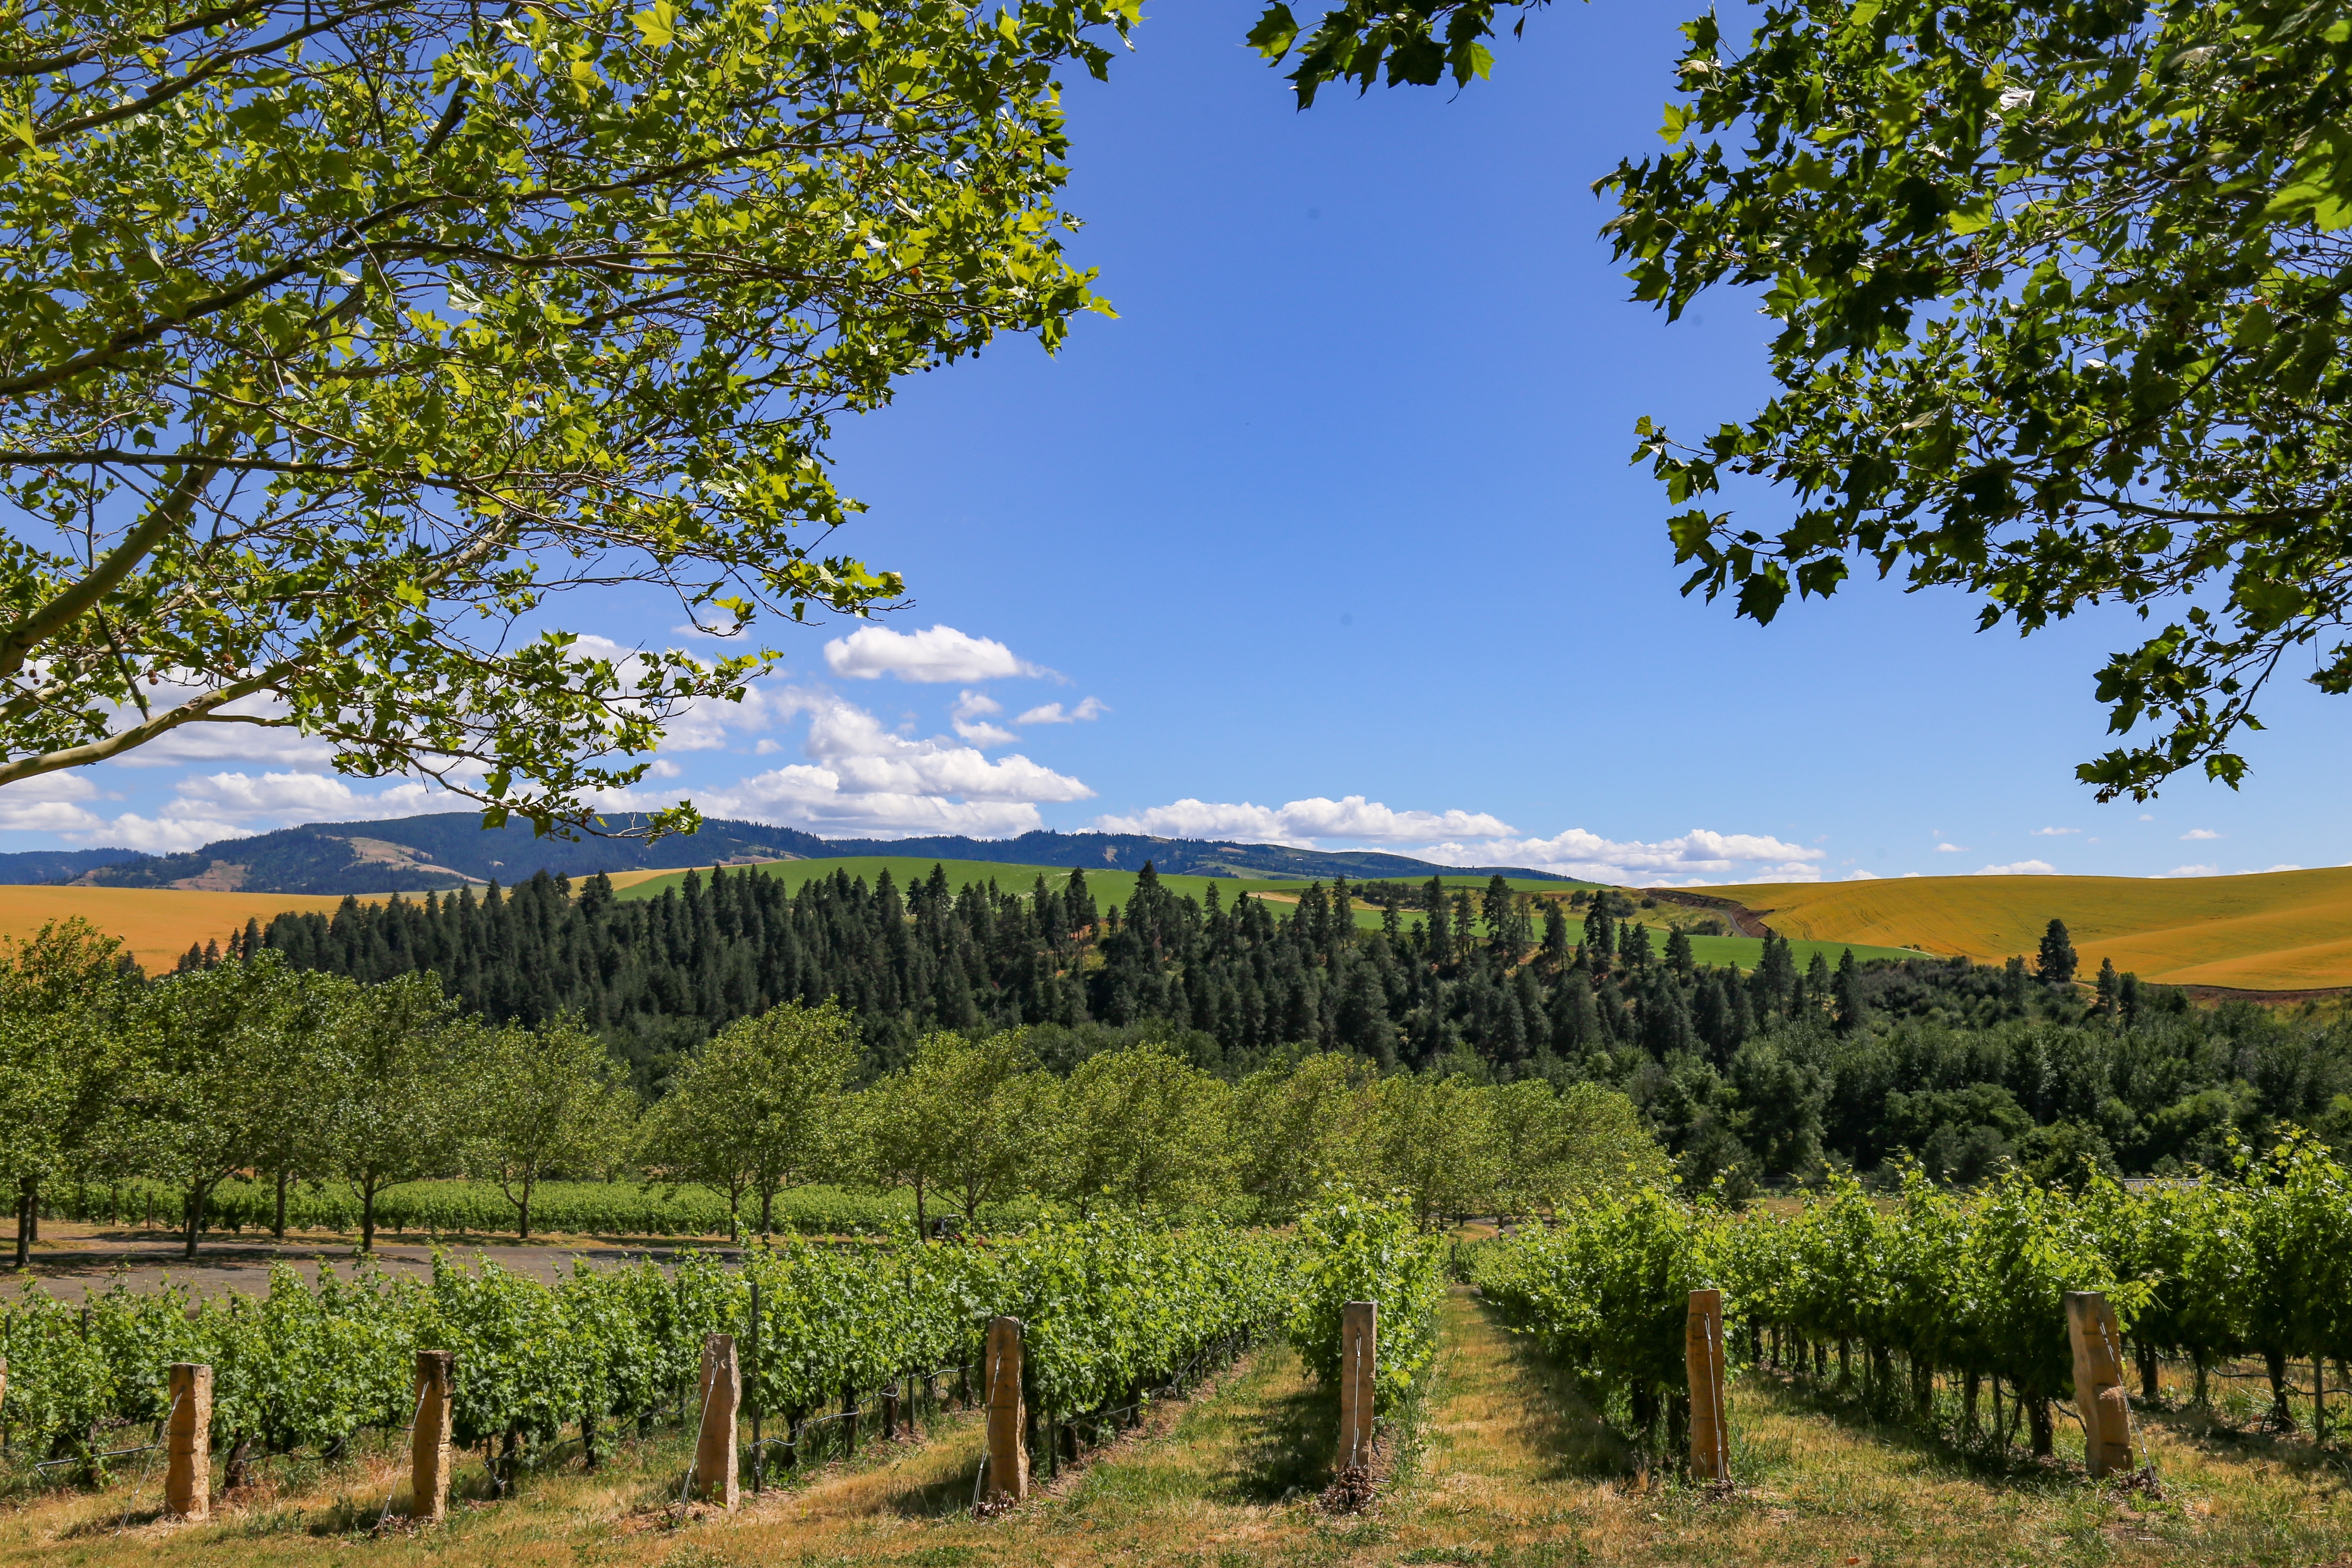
(6, 1, 2343, 885)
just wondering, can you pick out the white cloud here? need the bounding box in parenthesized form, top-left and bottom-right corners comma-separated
(2257, 863, 2303, 873)
(2139, 813, 2155, 821)
(1845, 869, 1881, 880)
(580, 690, 1097, 839)
(643, 758, 684, 779)
(949, 690, 1019, 747)
(2180, 828, 2221, 841)
(1096, 796, 1516, 846)
(105, 696, 336, 769)
(2032, 827, 2079, 837)
(102, 814, 254, 854)
(0, 772, 109, 835)
(1975, 860, 2058, 876)
(1092, 802, 1828, 885)
(1017, 697, 1108, 725)
(2163, 864, 2220, 878)
(1934, 842, 1965, 853)
(685, 768, 1051, 837)
(165, 770, 439, 826)
(823, 624, 1048, 684)
(801, 699, 1091, 802)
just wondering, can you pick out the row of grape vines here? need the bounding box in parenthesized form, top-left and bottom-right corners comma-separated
(3, 1191, 1438, 1483)
(0, 1222, 1286, 1476)
(1470, 1137, 2352, 1459)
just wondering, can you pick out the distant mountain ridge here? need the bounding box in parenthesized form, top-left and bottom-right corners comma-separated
(6, 812, 1571, 894)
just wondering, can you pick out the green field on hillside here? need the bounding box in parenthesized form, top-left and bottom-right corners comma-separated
(617, 857, 1921, 971)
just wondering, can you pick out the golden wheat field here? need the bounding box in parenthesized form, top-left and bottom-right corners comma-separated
(0, 870, 708, 975)
(1712, 866, 2352, 992)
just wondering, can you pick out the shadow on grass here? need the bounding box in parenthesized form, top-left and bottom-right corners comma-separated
(2131, 1400, 2352, 1493)
(1484, 1314, 1637, 1484)
(1742, 1370, 2109, 1492)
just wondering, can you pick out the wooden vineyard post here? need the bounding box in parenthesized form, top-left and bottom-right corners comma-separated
(984, 1316, 1027, 1504)
(694, 1334, 741, 1509)
(411, 1351, 456, 1522)
(1686, 1289, 1730, 1482)
(2066, 1292, 2138, 1477)
(164, 1363, 212, 1520)
(1340, 1301, 1377, 1470)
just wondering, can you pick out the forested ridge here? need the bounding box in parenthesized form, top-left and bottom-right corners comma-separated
(233, 861, 2352, 1188)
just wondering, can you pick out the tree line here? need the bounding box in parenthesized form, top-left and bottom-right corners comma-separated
(216, 863, 2352, 1195)
(5, 916, 1665, 1262)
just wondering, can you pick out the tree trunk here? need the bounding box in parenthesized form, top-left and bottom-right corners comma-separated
(273, 1169, 289, 1240)
(2266, 1346, 2295, 1430)
(2027, 1396, 2054, 1457)
(761, 1185, 774, 1239)
(913, 1177, 926, 1241)
(183, 1186, 203, 1259)
(361, 1183, 378, 1254)
(2137, 1342, 2159, 1403)
(1963, 1370, 1980, 1437)
(12, 1176, 28, 1269)
(518, 1179, 532, 1243)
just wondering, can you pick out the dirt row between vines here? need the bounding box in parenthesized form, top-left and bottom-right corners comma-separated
(7, 1289, 2352, 1566)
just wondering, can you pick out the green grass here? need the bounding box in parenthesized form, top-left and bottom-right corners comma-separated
(617, 859, 1597, 907)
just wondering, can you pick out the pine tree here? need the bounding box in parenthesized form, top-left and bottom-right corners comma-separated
(1540, 900, 1570, 970)
(1665, 927, 1694, 978)
(2095, 956, 2120, 1018)
(1066, 867, 1098, 936)
(1832, 947, 1865, 1034)
(1411, 879, 1449, 964)
(1482, 874, 1513, 958)
(1583, 898, 1614, 979)
(2037, 918, 2078, 985)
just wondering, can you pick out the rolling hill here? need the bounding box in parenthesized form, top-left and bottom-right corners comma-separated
(1707, 867, 2352, 993)
(6, 813, 1572, 895)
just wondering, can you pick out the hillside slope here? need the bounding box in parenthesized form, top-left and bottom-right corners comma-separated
(1711, 868, 2352, 991)
(20, 814, 1570, 894)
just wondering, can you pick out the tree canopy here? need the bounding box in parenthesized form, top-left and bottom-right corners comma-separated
(0, 0, 1133, 832)
(1257, 0, 2352, 799)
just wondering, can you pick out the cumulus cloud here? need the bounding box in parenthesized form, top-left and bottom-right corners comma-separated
(1017, 697, 1107, 726)
(1439, 826, 1825, 884)
(1096, 796, 1515, 846)
(2032, 827, 2079, 837)
(166, 771, 438, 826)
(1935, 842, 1965, 853)
(105, 694, 337, 770)
(684, 769, 1051, 837)
(2164, 864, 2220, 878)
(823, 624, 1048, 684)
(1975, 859, 2058, 876)
(1846, 869, 1881, 881)
(0, 773, 109, 834)
(801, 699, 1091, 802)
(1093, 802, 1828, 885)
(2180, 827, 2222, 841)
(102, 815, 253, 854)
(584, 690, 1097, 839)
(949, 691, 1018, 748)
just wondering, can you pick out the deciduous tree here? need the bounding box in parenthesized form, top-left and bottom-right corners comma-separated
(1, 0, 1136, 832)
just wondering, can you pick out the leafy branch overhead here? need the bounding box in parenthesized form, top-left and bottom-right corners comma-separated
(0, 0, 1135, 835)
(1257, 0, 2352, 800)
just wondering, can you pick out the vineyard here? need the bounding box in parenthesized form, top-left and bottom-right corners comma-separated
(0, 1191, 1436, 1491)
(1470, 1135, 2352, 1467)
